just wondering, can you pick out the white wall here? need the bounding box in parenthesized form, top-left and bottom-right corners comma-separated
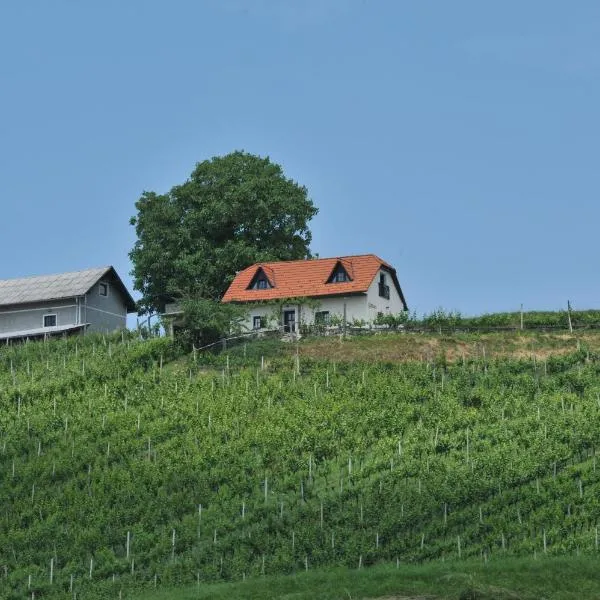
(241, 295, 369, 331)
(364, 268, 406, 322)
(302, 296, 368, 325)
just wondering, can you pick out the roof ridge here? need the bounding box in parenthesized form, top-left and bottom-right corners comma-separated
(0, 266, 112, 284)
(254, 253, 382, 267)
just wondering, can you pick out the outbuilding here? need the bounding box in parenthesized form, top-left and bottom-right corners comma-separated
(0, 266, 137, 341)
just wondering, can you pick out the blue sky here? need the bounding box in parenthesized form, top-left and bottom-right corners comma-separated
(1, 1, 599, 316)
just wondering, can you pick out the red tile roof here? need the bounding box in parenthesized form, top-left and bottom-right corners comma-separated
(222, 254, 406, 306)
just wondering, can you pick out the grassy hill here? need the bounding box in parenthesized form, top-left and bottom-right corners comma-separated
(2, 330, 600, 598)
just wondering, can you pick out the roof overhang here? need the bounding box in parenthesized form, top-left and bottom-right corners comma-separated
(0, 323, 88, 341)
(380, 265, 408, 311)
(225, 291, 368, 304)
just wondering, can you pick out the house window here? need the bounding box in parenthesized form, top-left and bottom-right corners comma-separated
(99, 282, 109, 297)
(315, 311, 330, 325)
(43, 314, 57, 328)
(378, 273, 390, 299)
(253, 316, 265, 329)
(248, 268, 272, 290)
(327, 263, 351, 284)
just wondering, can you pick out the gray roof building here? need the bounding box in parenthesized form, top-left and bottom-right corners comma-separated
(0, 266, 137, 341)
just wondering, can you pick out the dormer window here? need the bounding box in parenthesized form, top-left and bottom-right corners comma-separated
(247, 267, 273, 290)
(327, 262, 351, 284)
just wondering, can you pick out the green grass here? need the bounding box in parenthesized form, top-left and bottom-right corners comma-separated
(132, 556, 600, 599)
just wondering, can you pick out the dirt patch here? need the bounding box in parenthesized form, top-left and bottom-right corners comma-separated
(292, 331, 599, 365)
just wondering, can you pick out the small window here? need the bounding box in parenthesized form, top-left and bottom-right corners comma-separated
(315, 311, 330, 325)
(378, 273, 390, 299)
(247, 267, 274, 291)
(43, 314, 57, 328)
(327, 263, 351, 284)
(253, 316, 265, 329)
(99, 282, 109, 297)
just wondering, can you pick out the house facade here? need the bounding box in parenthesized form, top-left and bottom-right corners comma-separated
(0, 266, 137, 341)
(222, 254, 408, 333)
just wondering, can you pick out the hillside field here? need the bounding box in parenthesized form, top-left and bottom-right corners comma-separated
(2, 330, 600, 598)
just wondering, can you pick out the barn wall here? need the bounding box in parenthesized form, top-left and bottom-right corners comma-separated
(0, 299, 78, 334)
(83, 278, 128, 332)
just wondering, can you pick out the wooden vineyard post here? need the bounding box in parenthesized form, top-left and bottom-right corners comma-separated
(520, 304, 524, 330)
(543, 529, 547, 554)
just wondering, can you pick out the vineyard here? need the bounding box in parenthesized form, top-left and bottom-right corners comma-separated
(2, 332, 600, 598)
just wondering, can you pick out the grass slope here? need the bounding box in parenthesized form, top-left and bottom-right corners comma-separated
(1, 331, 600, 598)
(219, 330, 600, 365)
(132, 556, 600, 600)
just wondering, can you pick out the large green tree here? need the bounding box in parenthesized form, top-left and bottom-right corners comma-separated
(130, 151, 318, 315)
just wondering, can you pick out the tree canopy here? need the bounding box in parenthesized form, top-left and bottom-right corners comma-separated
(130, 151, 318, 315)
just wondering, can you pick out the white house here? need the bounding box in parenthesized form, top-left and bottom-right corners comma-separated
(222, 254, 408, 333)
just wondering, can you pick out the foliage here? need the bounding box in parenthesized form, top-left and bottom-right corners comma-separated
(421, 307, 463, 330)
(129, 151, 318, 314)
(177, 298, 247, 348)
(4, 334, 600, 598)
(373, 309, 600, 333)
(374, 310, 415, 329)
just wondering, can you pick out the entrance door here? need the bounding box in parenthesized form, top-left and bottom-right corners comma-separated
(283, 310, 296, 333)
